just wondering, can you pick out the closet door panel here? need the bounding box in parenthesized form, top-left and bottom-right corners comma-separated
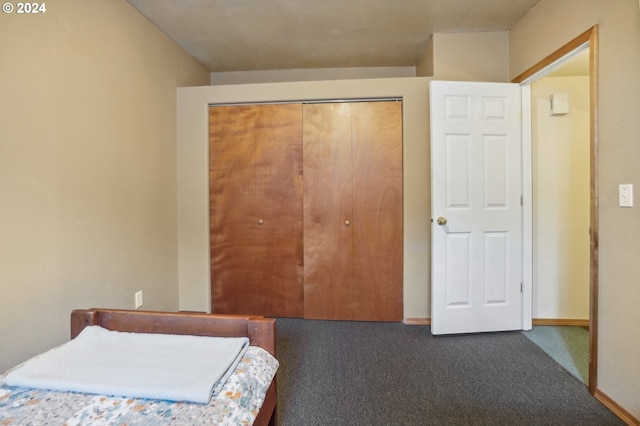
(303, 103, 355, 320)
(210, 106, 259, 314)
(254, 104, 304, 317)
(351, 101, 404, 321)
(210, 104, 303, 317)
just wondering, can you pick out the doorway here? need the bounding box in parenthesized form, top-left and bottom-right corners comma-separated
(513, 26, 599, 393)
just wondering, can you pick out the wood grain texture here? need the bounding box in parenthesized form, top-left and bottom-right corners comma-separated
(254, 105, 304, 317)
(303, 102, 403, 321)
(211, 101, 402, 322)
(532, 318, 589, 327)
(302, 103, 354, 320)
(210, 104, 303, 317)
(70, 308, 277, 356)
(351, 101, 403, 321)
(593, 388, 640, 426)
(210, 106, 258, 315)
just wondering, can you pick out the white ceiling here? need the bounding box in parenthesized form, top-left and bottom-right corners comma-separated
(126, 0, 540, 73)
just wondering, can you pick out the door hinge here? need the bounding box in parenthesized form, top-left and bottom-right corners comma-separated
(520, 195, 523, 206)
(520, 283, 523, 293)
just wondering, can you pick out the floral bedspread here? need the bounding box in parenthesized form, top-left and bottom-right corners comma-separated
(0, 346, 278, 425)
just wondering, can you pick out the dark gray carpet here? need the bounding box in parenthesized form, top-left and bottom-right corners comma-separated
(275, 318, 622, 426)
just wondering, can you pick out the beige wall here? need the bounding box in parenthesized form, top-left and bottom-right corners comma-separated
(4, 0, 636, 415)
(415, 36, 434, 77)
(511, 0, 640, 416)
(211, 66, 415, 85)
(428, 32, 510, 82)
(531, 76, 590, 320)
(180, 32, 509, 322)
(177, 78, 432, 320)
(0, 0, 210, 372)
(212, 31, 509, 85)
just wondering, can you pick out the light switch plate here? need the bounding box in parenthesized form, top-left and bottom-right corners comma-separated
(135, 290, 144, 309)
(619, 184, 633, 207)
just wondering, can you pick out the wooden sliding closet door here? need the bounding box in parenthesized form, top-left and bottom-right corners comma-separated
(303, 101, 403, 321)
(209, 104, 303, 317)
(303, 103, 354, 319)
(351, 102, 403, 321)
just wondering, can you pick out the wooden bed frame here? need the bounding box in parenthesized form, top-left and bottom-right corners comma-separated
(70, 308, 277, 426)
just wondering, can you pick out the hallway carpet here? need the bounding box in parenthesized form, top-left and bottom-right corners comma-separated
(522, 325, 589, 384)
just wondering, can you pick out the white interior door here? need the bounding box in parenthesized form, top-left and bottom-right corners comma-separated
(430, 80, 523, 335)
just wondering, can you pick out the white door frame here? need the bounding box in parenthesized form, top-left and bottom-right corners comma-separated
(521, 84, 533, 331)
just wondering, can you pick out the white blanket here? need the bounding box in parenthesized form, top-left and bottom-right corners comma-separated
(5, 326, 249, 404)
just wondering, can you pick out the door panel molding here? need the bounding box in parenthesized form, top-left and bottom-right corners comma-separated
(430, 81, 523, 335)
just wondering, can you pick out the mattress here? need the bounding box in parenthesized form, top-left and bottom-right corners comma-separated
(0, 345, 278, 425)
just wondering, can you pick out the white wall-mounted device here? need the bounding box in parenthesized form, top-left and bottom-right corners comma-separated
(549, 93, 569, 116)
(619, 184, 634, 207)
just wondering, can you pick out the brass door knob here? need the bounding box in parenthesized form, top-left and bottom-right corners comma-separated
(436, 216, 447, 225)
(344, 220, 350, 226)
(258, 219, 264, 225)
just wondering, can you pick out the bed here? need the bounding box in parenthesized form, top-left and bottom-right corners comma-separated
(0, 308, 278, 426)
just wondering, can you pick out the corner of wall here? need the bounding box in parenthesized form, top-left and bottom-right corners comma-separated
(416, 36, 434, 77)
